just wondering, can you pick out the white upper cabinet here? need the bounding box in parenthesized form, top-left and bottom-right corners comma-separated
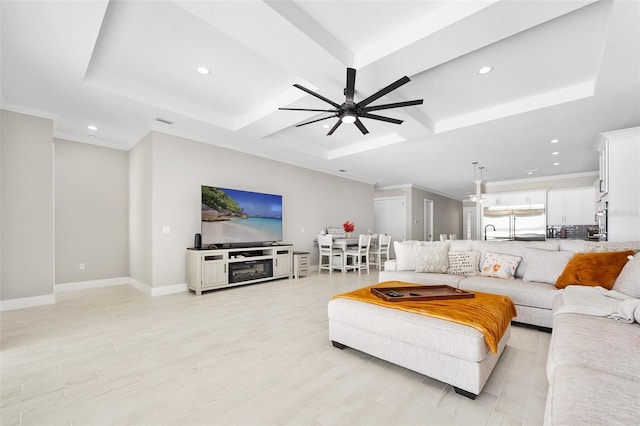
(484, 190, 546, 209)
(597, 126, 640, 241)
(547, 187, 596, 225)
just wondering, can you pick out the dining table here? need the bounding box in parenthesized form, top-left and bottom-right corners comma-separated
(332, 235, 378, 271)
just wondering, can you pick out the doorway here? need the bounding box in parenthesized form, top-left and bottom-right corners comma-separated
(424, 199, 434, 241)
(374, 196, 406, 254)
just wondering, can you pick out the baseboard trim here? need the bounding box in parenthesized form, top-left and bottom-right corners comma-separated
(127, 279, 187, 296)
(3, 278, 187, 311)
(56, 277, 130, 292)
(129, 278, 152, 295)
(151, 283, 188, 296)
(0, 294, 56, 312)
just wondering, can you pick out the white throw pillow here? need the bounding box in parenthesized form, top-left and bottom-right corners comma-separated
(613, 255, 640, 298)
(523, 247, 573, 285)
(479, 252, 522, 280)
(414, 244, 449, 273)
(447, 251, 480, 276)
(394, 241, 419, 271)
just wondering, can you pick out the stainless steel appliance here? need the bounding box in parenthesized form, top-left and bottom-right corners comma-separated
(595, 200, 608, 241)
(483, 208, 546, 241)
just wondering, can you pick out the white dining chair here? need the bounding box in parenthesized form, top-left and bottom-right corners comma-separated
(370, 233, 392, 270)
(317, 234, 344, 275)
(345, 234, 371, 274)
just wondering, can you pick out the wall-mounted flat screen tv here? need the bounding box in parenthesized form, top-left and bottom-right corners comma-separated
(201, 185, 283, 247)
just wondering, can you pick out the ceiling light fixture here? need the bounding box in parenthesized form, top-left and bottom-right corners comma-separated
(552, 151, 560, 155)
(469, 162, 485, 203)
(549, 139, 560, 144)
(87, 125, 97, 131)
(477, 66, 493, 75)
(196, 66, 211, 75)
(340, 112, 357, 124)
(553, 162, 560, 166)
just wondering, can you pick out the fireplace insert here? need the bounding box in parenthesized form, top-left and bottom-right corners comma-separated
(229, 259, 273, 283)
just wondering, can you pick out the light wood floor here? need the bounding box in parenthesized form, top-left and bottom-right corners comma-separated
(1, 271, 551, 426)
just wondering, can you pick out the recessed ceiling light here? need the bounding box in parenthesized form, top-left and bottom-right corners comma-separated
(553, 162, 560, 166)
(527, 171, 534, 175)
(552, 151, 560, 155)
(323, 124, 330, 129)
(87, 125, 97, 131)
(477, 66, 493, 75)
(196, 66, 211, 75)
(549, 139, 560, 144)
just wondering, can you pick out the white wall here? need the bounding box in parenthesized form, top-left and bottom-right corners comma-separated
(1, 110, 54, 303)
(54, 139, 129, 284)
(132, 132, 374, 289)
(374, 185, 463, 241)
(129, 134, 153, 287)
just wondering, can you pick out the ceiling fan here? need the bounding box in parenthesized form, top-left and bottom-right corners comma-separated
(279, 68, 423, 136)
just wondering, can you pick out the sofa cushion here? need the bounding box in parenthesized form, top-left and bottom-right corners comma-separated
(479, 252, 522, 279)
(555, 250, 635, 289)
(459, 276, 560, 310)
(613, 255, 640, 298)
(472, 240, 558, 278)
(394, 241, 420, 271)
(414, 244, 449, 273)
(522, 247, 573, 284)
(545, 365, 640, 426)
(548, 307, 640, 381)
(447, 251, 480, 276)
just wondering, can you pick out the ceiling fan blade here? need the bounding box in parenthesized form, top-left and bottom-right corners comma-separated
(354, 118, 369, 135)
(363, 99, 423, 112)
(279, 107, 338, 112)
(293, 84, 341, 108)
(345, 67, 356, 103)
(360, 112, 404, 125)
(327, 120, 342, 135)
(295, 115, 336, 127)
(358, 76, 411, 107)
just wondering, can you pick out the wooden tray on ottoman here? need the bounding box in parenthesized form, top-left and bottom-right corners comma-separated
(371, 285, 474, 302)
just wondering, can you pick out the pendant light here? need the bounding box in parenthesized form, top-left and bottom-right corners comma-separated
(469, 162, 485, 203)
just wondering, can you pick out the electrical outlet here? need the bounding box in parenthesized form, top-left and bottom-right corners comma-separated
(79, 263, 85, 271)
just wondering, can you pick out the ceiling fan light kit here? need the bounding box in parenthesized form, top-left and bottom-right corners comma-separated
(279, 67, 423, 135)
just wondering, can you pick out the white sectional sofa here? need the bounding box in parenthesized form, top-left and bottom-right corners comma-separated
(378, 238, 640, 424)
(379, 239, 640, 328)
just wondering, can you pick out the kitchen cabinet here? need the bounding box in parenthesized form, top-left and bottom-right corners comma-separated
(484, 190, 546, 209)
(596, 127, 640, 241)
(547, 187, 596, 225)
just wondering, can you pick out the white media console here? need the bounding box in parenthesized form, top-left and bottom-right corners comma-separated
(187, 245, 293, 295)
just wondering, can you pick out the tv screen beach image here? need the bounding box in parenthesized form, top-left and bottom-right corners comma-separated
(201, 186, 283, 244)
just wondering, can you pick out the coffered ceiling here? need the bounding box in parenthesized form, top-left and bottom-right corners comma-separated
(2, 0, 639, 200)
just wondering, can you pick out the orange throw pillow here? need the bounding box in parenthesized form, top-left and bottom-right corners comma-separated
(555, 250, 635, 289)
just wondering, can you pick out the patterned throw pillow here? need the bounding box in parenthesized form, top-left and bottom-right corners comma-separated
(447, 251, 480, 276)
(479, 252, 522, 280)
(414, 244, 449, 273)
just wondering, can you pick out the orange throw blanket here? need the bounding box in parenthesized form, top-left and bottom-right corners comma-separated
(333, 281, 517, 354)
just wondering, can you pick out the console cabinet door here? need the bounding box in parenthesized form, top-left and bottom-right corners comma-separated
(203, 261, 227, 288)
(274, 252, 291, 278)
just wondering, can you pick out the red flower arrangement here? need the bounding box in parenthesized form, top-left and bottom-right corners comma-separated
(343, 220, 355, 233)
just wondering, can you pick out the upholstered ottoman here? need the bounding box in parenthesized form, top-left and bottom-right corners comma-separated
(327, 283, 516, 398)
